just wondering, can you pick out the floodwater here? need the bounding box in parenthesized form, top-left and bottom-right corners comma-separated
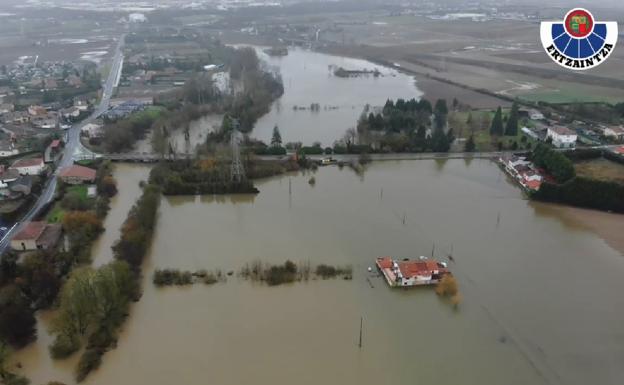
(253, 47, 422, 146)
(134, 114, 223, 155)
(12, 159, 624, 385)
(135, 48, 419, 154)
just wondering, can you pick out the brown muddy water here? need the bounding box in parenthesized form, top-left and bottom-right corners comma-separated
(12, 160, 624, 385)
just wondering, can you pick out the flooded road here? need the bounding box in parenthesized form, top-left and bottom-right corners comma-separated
(13, 159, 624, 385)
(253, 47, 422, 146)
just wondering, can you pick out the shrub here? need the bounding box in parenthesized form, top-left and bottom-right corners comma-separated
(76, 348, 103, 382)
(49, 334, 80, 359)
(435, 275, 459, 297)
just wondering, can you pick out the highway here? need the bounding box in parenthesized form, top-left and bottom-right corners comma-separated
(0, 35, 125, 253)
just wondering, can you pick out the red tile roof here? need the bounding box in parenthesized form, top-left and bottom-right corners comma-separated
(11, 158, 44, 168)
(59, 165, 96, 180)
(525, 180, 542, 190)
(376, 257, 393, 269)
(398, 259, 446, 278)
(13, 221, 46, 241)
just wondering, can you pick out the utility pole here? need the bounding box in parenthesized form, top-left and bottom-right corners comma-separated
(358, 317, 363, 349)
(230, 117, 245, 183)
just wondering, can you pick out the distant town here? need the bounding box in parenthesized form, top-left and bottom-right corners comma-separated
(0, 2, 623, 385)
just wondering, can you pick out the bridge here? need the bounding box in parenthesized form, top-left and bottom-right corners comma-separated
(74, 152, 194, 163)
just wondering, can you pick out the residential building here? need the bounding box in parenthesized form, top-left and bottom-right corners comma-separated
(521, 126, 540, 140)
(376, 256, 450, 287)
(10, 157, 45, 175)
(28, 105, 47, 117)
(1, 111, 30, 124)
(529, 109, 545, 120)
(547, 126, 577, 148)
(60, 106, 81, 120)
(81, 123, 104, 138)
(0, 167, 19, 189)
(59, 164, 97, 184)
(44, 139, 63, 163)
(603, 126, 624, 141)
(74, 97, 90, 111)
(0, 141, 19, 158)
(10, 221, 62, 251)
(32, 113, 58, 129)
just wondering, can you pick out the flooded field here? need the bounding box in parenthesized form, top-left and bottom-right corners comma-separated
(12, 159, 624, 385)
(252, 47, 422, 146)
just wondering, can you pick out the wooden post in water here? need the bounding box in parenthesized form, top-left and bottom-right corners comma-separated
(359, 317, 363, 349)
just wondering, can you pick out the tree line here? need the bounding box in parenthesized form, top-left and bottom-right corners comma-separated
(49, 181, 161, 382)
(352, 98, 454, 153)
(531, 143, 576, 183)
(0, 161, 118, 384)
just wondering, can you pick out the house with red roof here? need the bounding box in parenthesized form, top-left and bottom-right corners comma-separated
(10, 221, 62, 251)
(376, 256, 450, 287)
(59, 164, 96, 185)
(44, 139, 64, 163)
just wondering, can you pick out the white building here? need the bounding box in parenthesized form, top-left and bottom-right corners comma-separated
(603, 126, 624, 141)
(529, 109, 545, 120)
(0, 142, 19, 158)
(547, 126, 577, 148)
(129, 13, 147, 23)
(10, 158, 45, 176)
(521, 126, 540, 140)
(82, 123, 104, 138)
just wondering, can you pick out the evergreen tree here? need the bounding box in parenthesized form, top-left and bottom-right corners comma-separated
(271, 125, 282, 147)
(434, 99, 448, 116)
(431, 127, 450, 152)
(505, 102, 519, 136)
(465, 135, 476, 152)
(490, 107, 504, 136)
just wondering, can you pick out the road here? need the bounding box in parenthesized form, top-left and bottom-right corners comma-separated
(0, 35, 125, 253)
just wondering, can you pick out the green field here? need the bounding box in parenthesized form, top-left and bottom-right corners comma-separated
(575, 158, 624, 184)
(47, 185, 94, 223)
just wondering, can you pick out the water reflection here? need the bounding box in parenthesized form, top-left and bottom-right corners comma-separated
(253, 47, 422, 146)
(13, 160, 624, 385)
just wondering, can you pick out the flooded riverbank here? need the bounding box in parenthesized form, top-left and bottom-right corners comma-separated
(252, 47, 422, 146)
(12, 159, 624, 385)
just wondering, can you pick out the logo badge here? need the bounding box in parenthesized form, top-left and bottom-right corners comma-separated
(540, 8, 618, 70)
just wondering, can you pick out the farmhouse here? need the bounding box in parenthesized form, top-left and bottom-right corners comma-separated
(10, 157, 45, 175)
(59, 164, 96, 184)
(10, 221, 62, 252)
(547, 126, 577, 149)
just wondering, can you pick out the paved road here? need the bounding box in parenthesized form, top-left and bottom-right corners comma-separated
(0, 35, 125, 254)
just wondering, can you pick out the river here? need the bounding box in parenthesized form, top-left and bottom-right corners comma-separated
(12, 159, 624, 385)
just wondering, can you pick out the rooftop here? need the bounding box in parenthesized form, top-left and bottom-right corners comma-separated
(13, 221, 46, 241)
(11, 157, 44, 168)
(398, 259, 447, 278)
(59, 165, 97, 180)
(549, 126, 576, 136)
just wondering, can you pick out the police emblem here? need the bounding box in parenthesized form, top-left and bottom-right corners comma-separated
(540, 8, 618, 70)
